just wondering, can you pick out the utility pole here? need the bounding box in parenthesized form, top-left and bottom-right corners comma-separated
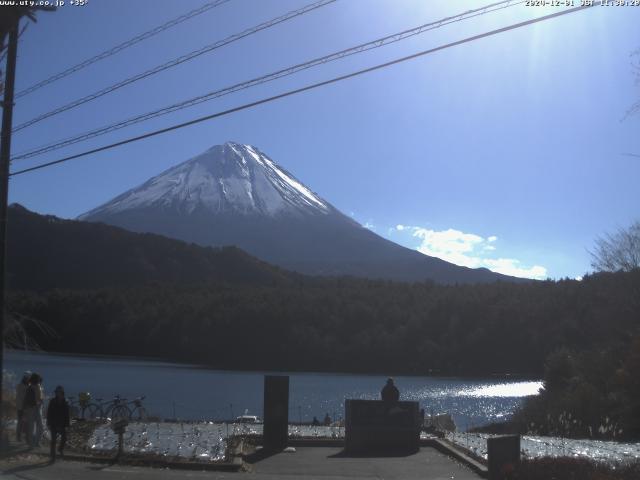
(0, 5, 55, 447)
(0, 13, 19, 447)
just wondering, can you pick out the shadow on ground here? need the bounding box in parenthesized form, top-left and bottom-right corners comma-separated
(244, 448, 282, 464)
(85, 460, 118, 471)
(328, 449, 419, 459)
(0, 435, 34, 460)
(1, 460, 52, 476)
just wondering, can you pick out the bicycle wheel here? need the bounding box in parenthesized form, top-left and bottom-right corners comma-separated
(69, 404, 81, 419)
(131, 407, 147, 422)
(85, 404, 102, 420)
(110, 405, 131, 420)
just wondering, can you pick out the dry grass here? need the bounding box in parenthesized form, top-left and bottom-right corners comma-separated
(508, 458, 640, 480)
(1, 374, 17, 425)
(66, 420, 107, 453)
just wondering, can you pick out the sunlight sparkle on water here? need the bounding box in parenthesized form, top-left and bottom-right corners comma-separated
(459, 381, 543, 398)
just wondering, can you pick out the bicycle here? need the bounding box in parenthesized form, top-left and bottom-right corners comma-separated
(67, 396, 81, 419)
(70, 392, 147, 421)
(68, 392, 96, 420)
(84, 395, 130, 420)
(104, 395, 131, 420)
(127, 396, 147, 421)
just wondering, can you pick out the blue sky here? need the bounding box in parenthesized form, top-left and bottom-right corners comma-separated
(6, 0, 640, 280)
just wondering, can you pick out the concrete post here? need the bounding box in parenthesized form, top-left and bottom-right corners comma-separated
(487, 434, 520, 480)
(263, 375, 289, 451)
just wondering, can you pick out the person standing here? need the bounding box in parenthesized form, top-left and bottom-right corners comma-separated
(323, 413, 331, 426)
(47, 386, 70, 461)
(23, 372, 44, 447)
(381, 377, 400, 403)
(15, 371, 30, 442)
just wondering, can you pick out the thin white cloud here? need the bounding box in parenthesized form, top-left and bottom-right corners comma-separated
(364, 221, 376, 231)
(482, 258, 547, 279)
(413, 228, 484, 268)
(401, 226, 547, 280)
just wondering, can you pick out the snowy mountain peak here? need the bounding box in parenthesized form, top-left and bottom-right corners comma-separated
(78, 142, 522, 284)
(80, 142, 330, 219)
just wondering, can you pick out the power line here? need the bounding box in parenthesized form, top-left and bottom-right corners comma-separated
(9, 2, 597, 178)
(12, 0, 525, 162)
(14, 0, 232, 99)
(11, 0, 337, 133)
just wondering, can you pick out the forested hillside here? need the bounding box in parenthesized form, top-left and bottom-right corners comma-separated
(7, 204, 292, 291)
(8, 204, 640, 437)
(9, 270, 639, 378)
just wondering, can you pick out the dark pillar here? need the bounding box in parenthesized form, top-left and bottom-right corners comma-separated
(263, 375, 289, 451)
(487, 434, 520, 480)
(0, 16, 19, 446)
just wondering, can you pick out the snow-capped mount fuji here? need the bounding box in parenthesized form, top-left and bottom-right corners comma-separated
(79, 142, 522, 284)
(81, 142, 330, 218)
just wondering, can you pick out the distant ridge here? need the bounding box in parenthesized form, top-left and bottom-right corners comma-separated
(7, 203, 290, 292)
(79, 142, 528, 284)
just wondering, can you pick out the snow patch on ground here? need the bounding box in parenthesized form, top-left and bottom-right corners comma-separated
(88, 422, 345, 461)
(447, 432, 640, 465)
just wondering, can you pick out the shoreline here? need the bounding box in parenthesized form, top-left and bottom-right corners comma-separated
(4, 348, 542, 381)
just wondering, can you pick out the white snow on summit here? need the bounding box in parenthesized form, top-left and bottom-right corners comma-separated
(242, 145, 327, 211)
(79, 142, 330, 219)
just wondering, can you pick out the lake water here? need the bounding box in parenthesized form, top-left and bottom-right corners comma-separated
(3, 350, 541, 430)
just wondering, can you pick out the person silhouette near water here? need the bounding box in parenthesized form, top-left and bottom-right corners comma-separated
(381, 377, 400, 402)
(47, 386, 70, 461)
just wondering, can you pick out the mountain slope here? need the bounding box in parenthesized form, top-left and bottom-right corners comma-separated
(7, 204, 291, 292)
(79, 142, 525, 284)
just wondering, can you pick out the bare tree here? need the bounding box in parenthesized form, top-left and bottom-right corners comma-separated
(590, 221, 640, 272)
(3, 311, 57, 350)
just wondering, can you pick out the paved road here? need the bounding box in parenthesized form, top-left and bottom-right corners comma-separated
(1, 447, 480, 479)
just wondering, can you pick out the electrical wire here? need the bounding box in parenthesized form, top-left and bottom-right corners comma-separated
(14, 0, 232, 99)
(11, 0, 337, 133)
(9, 2, 598, 177)
(12, 0, 524, 162)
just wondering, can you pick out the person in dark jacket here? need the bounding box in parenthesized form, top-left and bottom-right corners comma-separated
(46, 385, 70, 461)
(381, 377, 400, 403)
